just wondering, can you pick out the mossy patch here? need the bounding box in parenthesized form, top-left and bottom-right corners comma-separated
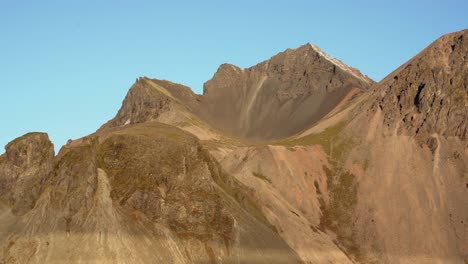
(275, 122, 348, 157)
(321, 166, 357, 229)
(362, 159, 369, 171)
(280, 123, 363, 260)
(200, 137, 246, 151)
(320, 163, 362, 261)
(145, 79, 175, 99)
(111, 123, 191, 142)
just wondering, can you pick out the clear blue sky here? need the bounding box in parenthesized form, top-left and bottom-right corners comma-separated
(1, 0, 467, 153)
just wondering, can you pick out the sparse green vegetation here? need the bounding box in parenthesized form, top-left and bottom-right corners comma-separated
(320, 164, 361, 261)
(174, 109, 207, 128)
(277, 121, 360, 250)
(277, 122, 346, 151)
(276, 122, 354, 162)
(112, 123, 190, 142)
(200, 136, 247, 151)
(201, 139, 234, 151)
(362, 159, 369, 171)
(145, 79, 175, 98)
(277, 123, 363, 261)
(277, 122, 357, 166)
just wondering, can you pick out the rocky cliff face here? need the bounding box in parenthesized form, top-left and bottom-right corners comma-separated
(374, 30, 467, 144)
(0, 133, 54, 215)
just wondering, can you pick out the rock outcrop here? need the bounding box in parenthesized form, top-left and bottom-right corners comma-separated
(374, 29, 468, 143)
(0, 133, 54, 215)
(101, 78, 185, 128)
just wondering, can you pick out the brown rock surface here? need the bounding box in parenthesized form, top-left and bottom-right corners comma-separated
(373, 29, 468, 143)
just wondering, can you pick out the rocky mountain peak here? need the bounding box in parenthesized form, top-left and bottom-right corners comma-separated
(202, 63, 244, 96)
(256, 42, 373, 86)
(198, 43, 373, 140)
(100, 77, 176, 129)
(203, 43, 373, 96)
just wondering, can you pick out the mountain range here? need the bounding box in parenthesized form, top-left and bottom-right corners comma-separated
(0, 29, 466, 263)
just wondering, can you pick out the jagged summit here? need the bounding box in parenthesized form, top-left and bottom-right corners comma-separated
(203, 43, 373, 96)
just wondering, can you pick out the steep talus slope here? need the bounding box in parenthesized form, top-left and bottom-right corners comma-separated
(345, 109, 467, 264)
(0, 123, 301, 263)
(198, 44, 373, 140)
(350, 29, 468, 263)
(285, 29, 467, 263)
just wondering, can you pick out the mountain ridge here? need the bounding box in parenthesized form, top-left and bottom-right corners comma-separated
(100, 42, 374, 143)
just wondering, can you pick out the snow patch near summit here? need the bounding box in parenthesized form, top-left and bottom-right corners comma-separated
(308, 43, 370, 84)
